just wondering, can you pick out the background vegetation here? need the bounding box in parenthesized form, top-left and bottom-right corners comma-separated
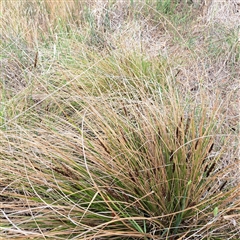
(0, 0, 239, 239)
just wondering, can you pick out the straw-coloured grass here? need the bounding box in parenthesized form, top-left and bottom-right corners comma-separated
(1, 0, 239, 239)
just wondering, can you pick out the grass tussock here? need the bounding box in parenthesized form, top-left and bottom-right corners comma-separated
(0, 0, 239, 239)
